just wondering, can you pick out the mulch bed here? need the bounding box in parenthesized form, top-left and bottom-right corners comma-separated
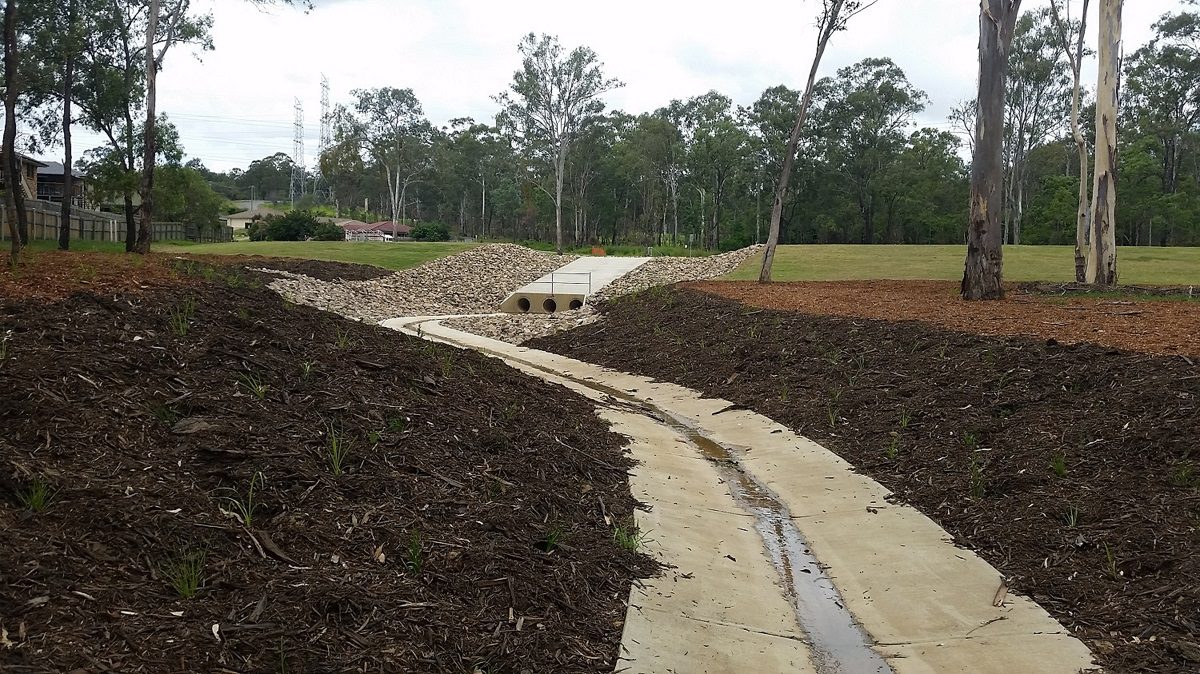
(203, 255, 394, 282)
(530, 286, 1200, 674)
(691, 280, 1200, 358)
(0, 264, 653, 672)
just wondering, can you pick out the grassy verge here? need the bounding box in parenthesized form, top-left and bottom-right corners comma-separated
(725, 244, 1200, 285)
(511, 240, 715, 257)
(152, 240, 476, 271)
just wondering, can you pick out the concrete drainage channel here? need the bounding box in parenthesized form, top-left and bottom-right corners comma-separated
(661, 410, 891, 674)
(382, 317, 1100, 674)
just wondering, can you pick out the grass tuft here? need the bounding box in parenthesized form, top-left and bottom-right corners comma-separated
(614, 523, 644, 551)
(221, 471, 264, 527)
(403, 531, 423, 573)
(17, 477, 57, 512)
(236, 372, 270, 400)
(1049, 451, 1068, 478)
(326, 423, 353, 477)
(167, 296, 196, 337)
(162, 548, 206, 599)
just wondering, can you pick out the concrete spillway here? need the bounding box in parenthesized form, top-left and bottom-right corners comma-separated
(500, 256, 650, 314)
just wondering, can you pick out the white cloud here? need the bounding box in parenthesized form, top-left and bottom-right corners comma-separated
(62, 0, 1181, 172)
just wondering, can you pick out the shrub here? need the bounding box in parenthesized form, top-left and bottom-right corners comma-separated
(412, 222, 451, 241)
(311, 220, 345, 241)
(258, 210, 322, 241)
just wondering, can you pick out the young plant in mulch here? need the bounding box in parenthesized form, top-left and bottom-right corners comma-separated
(1170, 461, 1197, 488)
(161, 547, 206, 599)
(299, 361, 316, 381)
(0, 329, 11, 362)
(333, 324, 354, 350)
(220, 471, 264, 527)
(1063, 504, 1081, 528)
(964, 433, 987, 499)
(1049, 451, 1069, 478)
(236, 372, 270, 400)
(403, 531, 423, 573)
(826, 387, 843, 428)
(536, 524, 567, 553)
(1102, 543, 1122, 580)
(884, 431, 901, 460)
(16, 477, 57, 513)
(325, 424, 353, 477)
(149, 402, 181, 426)
(614, 522, 644, 551)
(386, 416, 406, 433)
(167, 296, 196, 338)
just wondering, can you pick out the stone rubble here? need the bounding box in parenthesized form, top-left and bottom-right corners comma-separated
(443, 245, 764, 344)
(263, 244, 575, 323)
(263, 242, 763, 344)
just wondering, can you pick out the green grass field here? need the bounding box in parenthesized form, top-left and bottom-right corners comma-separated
(726, 245, 1200, 286)
(152, 240, 477, 271)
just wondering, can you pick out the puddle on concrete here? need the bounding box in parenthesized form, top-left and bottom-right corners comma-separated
(668, 416, 891, 674)
(408, 320, 892, 674)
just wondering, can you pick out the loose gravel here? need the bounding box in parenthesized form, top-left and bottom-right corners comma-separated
(262, 242, 763, 343)
(444, 245, 763, 343)
(263, 244, 575, 322)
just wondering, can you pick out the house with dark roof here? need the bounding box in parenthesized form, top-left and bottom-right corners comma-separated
(36, 162, 89, 207)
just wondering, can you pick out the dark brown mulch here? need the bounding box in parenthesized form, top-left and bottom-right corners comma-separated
(692, 280, 1200, 358)
(202, 255, 393, 282)
(530, 286, 1200, 674)
(0, 271, 653, 672)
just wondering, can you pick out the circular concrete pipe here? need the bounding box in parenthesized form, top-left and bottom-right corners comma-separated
(517, 297, 531, 312)
(569, 299, 584, 310)
(542, 298, 558, 313)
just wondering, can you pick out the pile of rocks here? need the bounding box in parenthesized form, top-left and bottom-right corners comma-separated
(264, 244, 574, 323)
(443, 245, 763, 344)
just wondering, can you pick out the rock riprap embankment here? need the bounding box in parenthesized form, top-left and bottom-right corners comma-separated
(443, 245, 763, 343)
(263, 244, 575, 322)
(263, 243, 762, 342)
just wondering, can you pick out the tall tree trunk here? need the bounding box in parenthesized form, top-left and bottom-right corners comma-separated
(59, 0, 78, 251)
(1087, 0, 1121, 285)
(2, 0, 23, 264)
(759, 0, 846, 282)
(1051, 0, 1091, 282)
(554, 144, 566, 254)
(962, 0, 1023, 301)
(134, 0, 160, 254)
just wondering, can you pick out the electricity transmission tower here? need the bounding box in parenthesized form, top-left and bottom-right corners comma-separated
(290, 97, 305, 207)
(317, 75, 332, 202)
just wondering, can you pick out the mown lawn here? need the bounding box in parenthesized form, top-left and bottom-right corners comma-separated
(153, 240, 477, 271)
(726, 245, 1200, 286)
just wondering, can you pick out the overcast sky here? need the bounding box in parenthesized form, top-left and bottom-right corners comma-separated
(59, 0, 1183, 172)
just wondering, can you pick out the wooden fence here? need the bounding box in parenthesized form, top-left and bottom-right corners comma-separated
(0, 199, 232, 243)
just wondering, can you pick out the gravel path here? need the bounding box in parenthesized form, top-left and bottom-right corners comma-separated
(264, 242, 762, 342)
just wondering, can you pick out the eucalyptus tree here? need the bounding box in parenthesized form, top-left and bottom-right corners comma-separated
(811, 57, 927, 244)
(331, 87, 432, 227)
(759, 0, 879, 282)
(962, 0, 1024, 301)
(1050, 0, 1091, 281)
(2, 0, 23, 262)
(680, 91, 746, 249)
(1087, 0, 1122, 285)
(1004, 9, 1072, 245)
(495, 33, 622, 254)
(133, 0, 215, 253)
